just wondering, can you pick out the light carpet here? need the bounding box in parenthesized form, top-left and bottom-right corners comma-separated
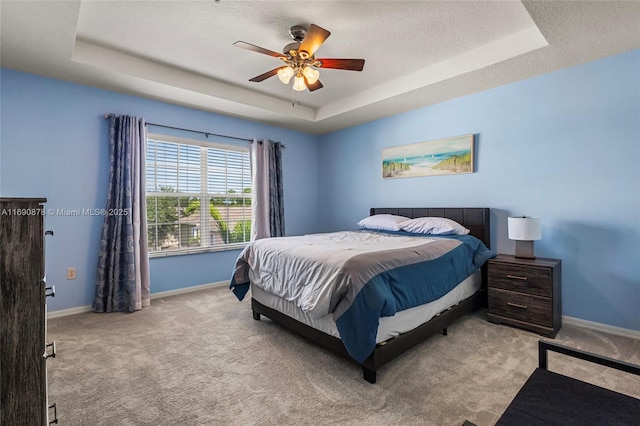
(47, 286, 640, 426)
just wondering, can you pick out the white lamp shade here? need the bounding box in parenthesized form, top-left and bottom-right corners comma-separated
(277, 66, 294, 84)
(292, 75, 306, 91)
(302, 66, 320, 84)
(508, 216, 541, 241)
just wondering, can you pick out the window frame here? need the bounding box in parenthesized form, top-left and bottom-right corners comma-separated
(145, 133, 252, 258)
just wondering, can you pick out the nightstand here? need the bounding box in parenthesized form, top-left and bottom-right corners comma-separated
(487, 254, 562, 338)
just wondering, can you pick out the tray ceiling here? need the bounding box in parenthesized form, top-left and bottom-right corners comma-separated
(1, 1, 639, 134)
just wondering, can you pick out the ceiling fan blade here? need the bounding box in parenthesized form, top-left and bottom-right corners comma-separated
(249, 67, 282, 82)
(304, 77, 323, 92)
(233, 41, 284, 58)
(315, 58, 365, 71)
(298, 24, 331, 58)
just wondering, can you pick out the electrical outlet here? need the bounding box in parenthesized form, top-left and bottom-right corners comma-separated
(67, 267, 77, 280)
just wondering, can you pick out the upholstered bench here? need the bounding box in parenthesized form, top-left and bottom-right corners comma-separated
(495, 340, 640, 425)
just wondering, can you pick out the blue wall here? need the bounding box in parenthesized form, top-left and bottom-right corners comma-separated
(2, 50, 638, 331)
(0, 69, 320, 311)
(318, 50, 640, 331)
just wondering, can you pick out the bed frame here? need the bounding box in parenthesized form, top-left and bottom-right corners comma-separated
(251, 207, 491, 383)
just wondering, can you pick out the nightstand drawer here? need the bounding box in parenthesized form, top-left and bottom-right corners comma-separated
(488, 262, 552, 297)
(488, 288, 552, 327)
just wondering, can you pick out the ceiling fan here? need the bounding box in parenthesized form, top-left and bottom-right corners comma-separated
(233, 24, 365, 92)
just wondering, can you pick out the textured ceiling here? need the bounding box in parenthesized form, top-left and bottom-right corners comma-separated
(1, 1, 639, 134)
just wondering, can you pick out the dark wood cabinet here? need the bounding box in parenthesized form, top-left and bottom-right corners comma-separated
(0, 198, 56, 425)
(487, 254, 562, 338)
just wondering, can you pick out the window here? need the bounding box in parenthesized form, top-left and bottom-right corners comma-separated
(145, 134, 251, 255)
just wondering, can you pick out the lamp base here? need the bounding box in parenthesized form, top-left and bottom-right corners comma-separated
(515, 240, 535, 259)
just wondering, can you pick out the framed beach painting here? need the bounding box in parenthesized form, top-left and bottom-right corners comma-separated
(382, 134, 474, 179)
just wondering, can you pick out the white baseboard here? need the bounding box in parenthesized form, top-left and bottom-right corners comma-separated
(150, 280, 228, 299)
(47, 280, 228, 319)
(48, 289, 640, 341)
(47, 305, 93, 319)
(563, 315, 640, 340)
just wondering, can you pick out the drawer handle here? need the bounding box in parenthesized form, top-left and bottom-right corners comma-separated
(45, 229, 55, 236)
(507, 302, 528, 309)
(46, 284, 56, 298)
(43, 341, 56, 359)
(48, 403, 58, 424)
(507, 274, 528, 281)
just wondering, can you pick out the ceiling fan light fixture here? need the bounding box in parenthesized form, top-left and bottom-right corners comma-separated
(292, 75, 306, 91)
(302, 66, 320, 84)
(277, 66, 294, 84)
(234, 23, 364, 93)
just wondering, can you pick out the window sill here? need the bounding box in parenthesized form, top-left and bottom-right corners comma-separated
(149, 243, 248, 258)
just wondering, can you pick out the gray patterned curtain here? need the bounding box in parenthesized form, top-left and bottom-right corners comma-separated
(250, 139, 285, 240)
(94, 115, 150, 312)
(269, 141, 285, 237)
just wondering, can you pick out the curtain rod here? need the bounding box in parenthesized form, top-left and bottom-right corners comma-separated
(103, 113, 252, 142)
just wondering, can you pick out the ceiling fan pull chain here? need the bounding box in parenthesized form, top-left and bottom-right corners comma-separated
(290, 84, 302, 107)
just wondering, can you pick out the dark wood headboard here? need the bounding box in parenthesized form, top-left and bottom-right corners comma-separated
(370, 207, 491, 249)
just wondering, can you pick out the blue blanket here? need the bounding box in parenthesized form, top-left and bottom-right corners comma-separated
(335, 234, 494, 362)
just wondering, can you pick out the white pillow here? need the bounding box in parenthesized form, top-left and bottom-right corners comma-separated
(357, 214, 410, 232)
(399, 217, 470, 235)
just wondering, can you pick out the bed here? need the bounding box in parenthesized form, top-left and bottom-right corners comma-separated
(230, 207, 493, 383)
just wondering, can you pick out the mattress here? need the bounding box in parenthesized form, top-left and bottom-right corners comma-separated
(232, 230, 494, 362)
(251, 270, 481, 344)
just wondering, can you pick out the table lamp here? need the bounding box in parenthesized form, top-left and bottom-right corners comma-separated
(508, 216, 541, 259)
